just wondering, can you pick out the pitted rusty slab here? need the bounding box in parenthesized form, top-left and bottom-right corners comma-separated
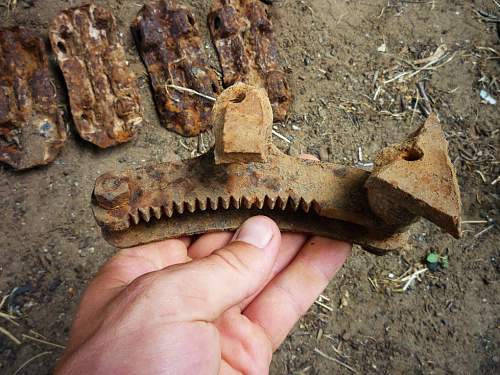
(49, 4, 142, 148)
(208, 0, 292, 122)
(92, 84, 461, 254)
(131, 0, 222, 136)
(0, 27, 66, 170)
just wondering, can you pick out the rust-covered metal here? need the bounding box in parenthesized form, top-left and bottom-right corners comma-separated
(92, 84, 461, 254)
(0, 27, 67, 170)
(131, 0, 222, 136)
(365, 114, 462, 238)
(208, 0, 291, 122)
(49, 4, 142, 148)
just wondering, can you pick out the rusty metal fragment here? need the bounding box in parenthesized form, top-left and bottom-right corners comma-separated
(49, 4, 142, 148)
(365, 113, 462, 238)
(208, 0, 291, 122)
(92, 84, 461, 254)
(213, 84, 272, 164)
(132, 0, 222, 136)
(0, 27, 66, 170)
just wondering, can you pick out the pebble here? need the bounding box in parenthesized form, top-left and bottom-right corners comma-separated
(319, 146, 329, 161)
(480, 89, 496, 105)
(21, 0, 35, 9)
(287, 144, 300, 156)
(48, 277, 62, 292)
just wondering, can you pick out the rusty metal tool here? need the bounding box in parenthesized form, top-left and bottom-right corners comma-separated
(49, 4, 143, 148)
(0, 27, 67, 170)
(208, 0, 292, 122)
(92, 84, 461, 254)
(131, 0, 222, 137)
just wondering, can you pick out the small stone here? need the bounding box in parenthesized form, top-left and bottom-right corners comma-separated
(287, 144, 300, 156)
(340, 290, 349, 308)
(319, 146, 329, 161)
(48, 277, 62, 292)
(22, 0, 35, 9)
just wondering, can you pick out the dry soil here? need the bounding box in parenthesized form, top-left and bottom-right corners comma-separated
(0, 0, 499, 374)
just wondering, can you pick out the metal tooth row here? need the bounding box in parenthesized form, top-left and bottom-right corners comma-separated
(128, 195, 315, 225)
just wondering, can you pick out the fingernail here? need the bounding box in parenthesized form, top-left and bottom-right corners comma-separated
(233, 217, 274, 249)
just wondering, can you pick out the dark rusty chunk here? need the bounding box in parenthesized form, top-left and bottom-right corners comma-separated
(92, 84, 461, 254)
(131, 0, 222, 136)
(49, 4, 142, 148)
(208, 0, 292, 122)
(0, 27, 66, 170)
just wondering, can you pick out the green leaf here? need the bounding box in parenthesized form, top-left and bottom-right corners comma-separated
(426, 252, 439, 264)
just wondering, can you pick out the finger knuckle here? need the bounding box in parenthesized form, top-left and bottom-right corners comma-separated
(212, 247, 252, 278)
(125, 272, 157, 296)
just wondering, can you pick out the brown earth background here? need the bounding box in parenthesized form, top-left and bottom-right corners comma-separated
(0, 0, 499, 374)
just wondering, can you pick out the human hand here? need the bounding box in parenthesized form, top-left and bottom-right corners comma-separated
(56, 216, 351, 374)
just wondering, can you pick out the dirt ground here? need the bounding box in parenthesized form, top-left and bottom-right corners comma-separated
(1, 0, 499, 374)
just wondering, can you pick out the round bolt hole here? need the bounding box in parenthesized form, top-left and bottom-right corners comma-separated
(403, 148, 423, 161)
(214, 16, 221, 30)
(57, 41, 67, 54)
(230, 92, 246, 103)
(81, 113, 89, 123)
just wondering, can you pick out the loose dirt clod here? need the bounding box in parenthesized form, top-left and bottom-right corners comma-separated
(0, 27, 66, 170)
(92, 84, 461, 254)
(49, 4, 142, 148)
(208, 0, 292, 121)
(131, 0, 222, 136)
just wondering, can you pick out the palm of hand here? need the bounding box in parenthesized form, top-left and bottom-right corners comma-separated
(57, 217, 350, 374)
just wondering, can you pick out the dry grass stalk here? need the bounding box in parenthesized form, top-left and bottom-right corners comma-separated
(0, 325, 21, 345)
(373, 266, 429, 293)
(12, 351, 52, 375)
(314, 348, 358, 373)
(22, 333, 66, 350)
(166, 84, 216, 102)
(384, 45, 458, 84)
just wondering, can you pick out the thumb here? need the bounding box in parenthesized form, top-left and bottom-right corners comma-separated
(142, 216, 281, 322)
